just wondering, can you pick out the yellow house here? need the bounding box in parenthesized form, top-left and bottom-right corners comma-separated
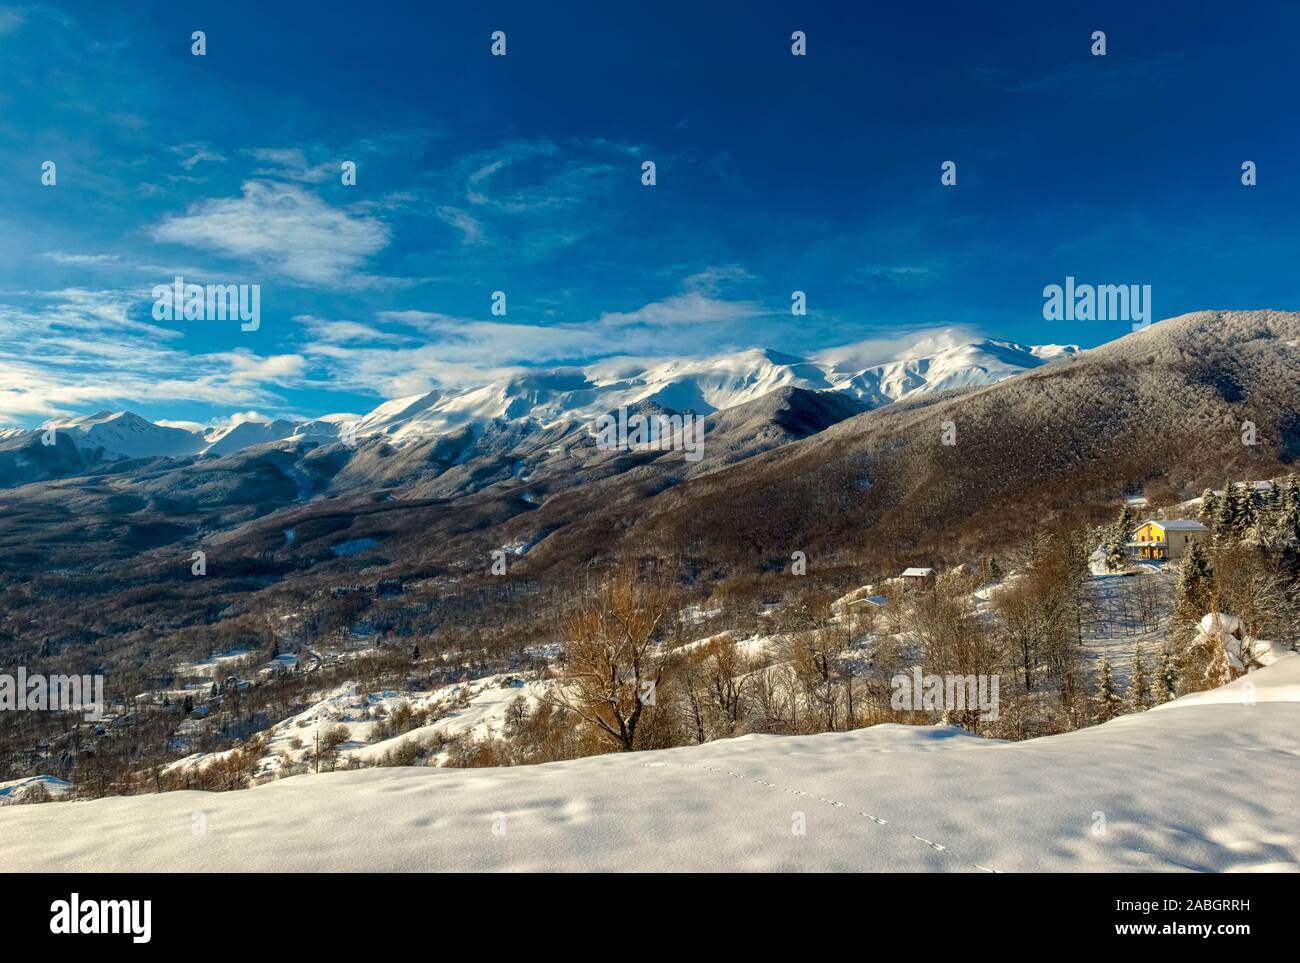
(1129, 519, 1210, 561)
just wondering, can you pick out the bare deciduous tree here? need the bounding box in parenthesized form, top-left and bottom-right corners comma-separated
(548, 559, 677, 752)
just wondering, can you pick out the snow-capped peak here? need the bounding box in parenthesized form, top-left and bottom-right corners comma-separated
(42, 410, 208, 460)
(25, 334, 1076, 460)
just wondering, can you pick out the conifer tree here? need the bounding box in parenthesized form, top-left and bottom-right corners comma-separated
(1215, 480, 1238, 541)
(1114, 504, 1136, 543)
(1099, 505, 1134, 572)
(1198, 488, 1218, 523)
(1237, 485, 1259, 541)
(1105, 535, 1128, 573)
(1152, 649, 1179, 703)
(1259, 480, 1279, 513)
(1125, 644, 1149, 711)
(1173, 540, 1213, 618)
(1094, 657, 1123, 723)
(1278, 478, 1300, 542)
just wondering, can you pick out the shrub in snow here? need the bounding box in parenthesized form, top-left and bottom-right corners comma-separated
(1201, 642, 1235, 690)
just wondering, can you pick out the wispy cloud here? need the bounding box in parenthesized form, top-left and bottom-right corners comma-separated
(172, 143, 226, 171)
(290, 280, 777, 400)
(595, 291, 764, 329)
(40, 251, 122, 266)
(0, 290, 302, 422)
(294, 313, 409, 344)
(247, 147, 336, 184)
(436, 206, 485, 245)
(847, 263, 943, 289)
(419, 138, 631, 259)
(152, 180, 391, 286)
(683, 264, 756, 296)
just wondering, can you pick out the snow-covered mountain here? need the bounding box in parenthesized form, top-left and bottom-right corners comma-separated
(34, 411, 347, 461)
(359, 336, 1076, 443)
(19, 333, 1077, 461)
(350, 334, 1077, 444)
(42, 410, 210, 460)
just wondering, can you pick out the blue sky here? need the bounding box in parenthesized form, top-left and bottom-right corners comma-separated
(3, 0, 1299, 426)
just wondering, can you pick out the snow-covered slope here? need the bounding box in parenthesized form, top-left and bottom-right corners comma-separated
(2, 655, 1294, 872)
(43, 410, 208, 460)
(200, 417, 343, 456)
(821, 338, 1077, 407)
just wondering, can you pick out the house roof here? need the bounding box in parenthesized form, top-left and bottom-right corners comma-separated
(902, 567, 935, 577)
(848, 595, 888, 607)
(1141, 519, 1209, 532)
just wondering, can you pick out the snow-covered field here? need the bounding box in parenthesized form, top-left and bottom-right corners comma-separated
(0, 774, 72, 804)
(1078, 570, 1173, 686)
(3, 655, 1296, 872)
(159, 673, 545, 779)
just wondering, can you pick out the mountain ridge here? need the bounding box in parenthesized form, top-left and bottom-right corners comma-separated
(5, 333, 1077, 466)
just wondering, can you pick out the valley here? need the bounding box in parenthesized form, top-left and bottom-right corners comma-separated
(0, 311, 1297, 880)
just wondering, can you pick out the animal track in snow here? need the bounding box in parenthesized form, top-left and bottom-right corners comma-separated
(640, 760, 998, 872)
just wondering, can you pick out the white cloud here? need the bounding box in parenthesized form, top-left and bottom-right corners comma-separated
(0, 291, 301, 423)
(436, 206, 485, 245)
(301, 341, 527, 398)
(294, 314, 408, 344)
(154, 419, 208, 432)
(293, 285, 776, 400)
(173, 144, 226, 171)
(811, 326, 985, 371)
(214, 410, 274, 427)
(595, 291, 764, 328)
(247, 147, 335, 184)
(210, 350, 306, 385)
(152, 180, 390, 286)
(683, 264, 756, 296)
(40, 252, 122, 266)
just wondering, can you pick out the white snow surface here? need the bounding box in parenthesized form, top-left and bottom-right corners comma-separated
(2, 655, 1296, 872)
